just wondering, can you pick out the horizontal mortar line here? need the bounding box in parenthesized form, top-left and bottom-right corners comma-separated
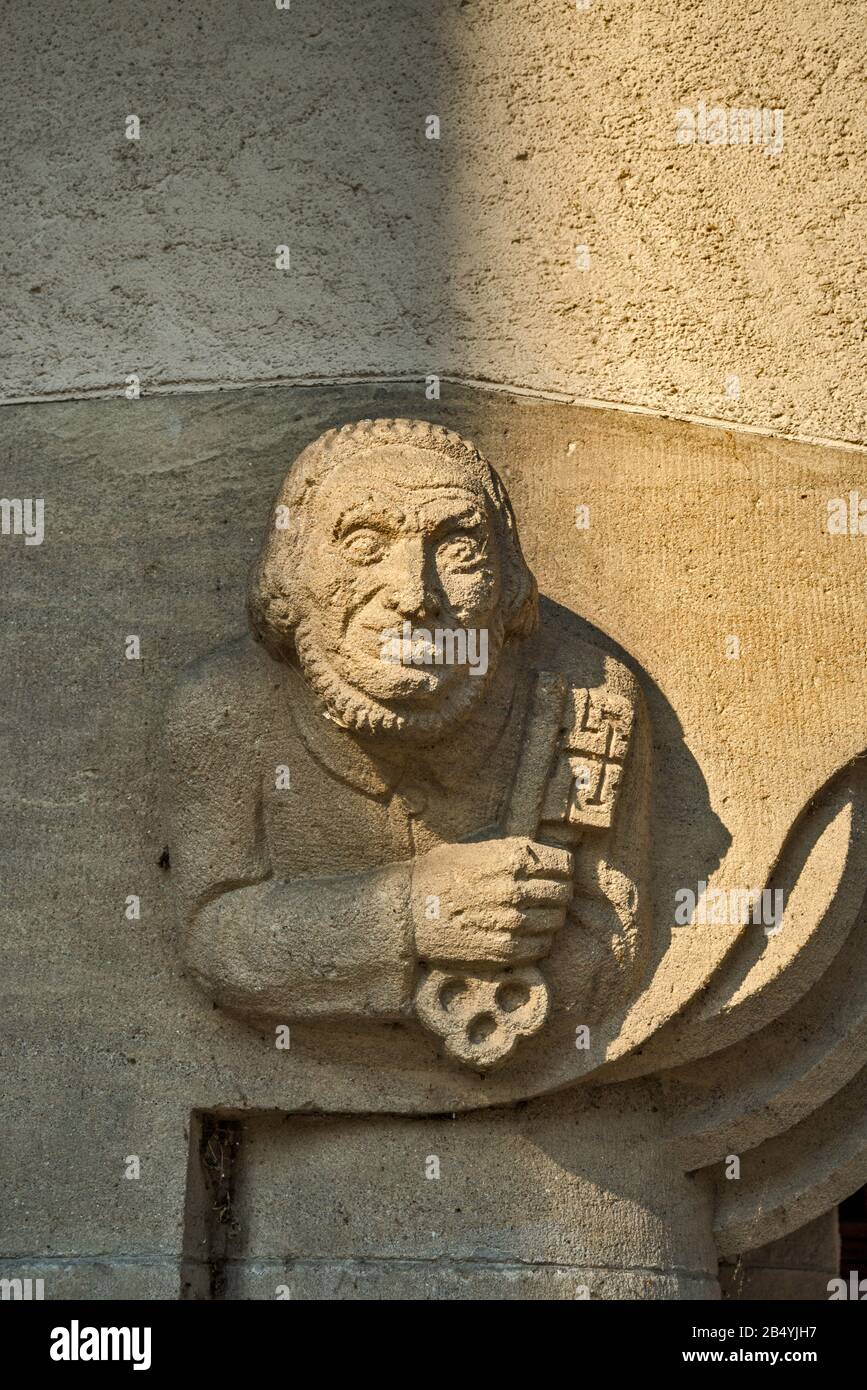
(454, 378, 867, 453)
(0, 1251, 718, 1281)
(1, 371, 864, 455)
(722, 1262, 838, 1275)
(0, 1255, 179, 1269)
(2, 1253, 719, 1282)
(185, 1253, 718, 1281)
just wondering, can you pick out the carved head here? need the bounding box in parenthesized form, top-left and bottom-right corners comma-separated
(249, 419, 538, 739)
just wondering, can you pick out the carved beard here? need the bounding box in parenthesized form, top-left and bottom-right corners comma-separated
(292, 612, 505, 743)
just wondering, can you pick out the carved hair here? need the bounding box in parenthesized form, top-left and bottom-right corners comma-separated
(248, 418, 539, 660)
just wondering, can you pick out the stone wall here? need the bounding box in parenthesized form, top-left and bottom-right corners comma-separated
(3, 383, 864, 1296)
(3, 0, 865, 446)
(2, 0, 865, 1301)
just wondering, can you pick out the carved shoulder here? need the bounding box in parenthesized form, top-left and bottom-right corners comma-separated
(165, 635, 276, 770)
(163, 636, 275, 916)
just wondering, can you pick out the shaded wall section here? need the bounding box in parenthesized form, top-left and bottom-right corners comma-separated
(1, 0, 865, 446)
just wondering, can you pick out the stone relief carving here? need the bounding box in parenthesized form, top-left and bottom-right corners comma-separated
(158, 403, 867, 1278)
(166, 419, 650, 1069)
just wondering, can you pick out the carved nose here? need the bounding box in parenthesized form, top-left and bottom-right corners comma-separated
(389, 540, 440, 620)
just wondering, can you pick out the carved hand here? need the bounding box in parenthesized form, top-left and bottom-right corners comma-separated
(411, 836, 574, 967)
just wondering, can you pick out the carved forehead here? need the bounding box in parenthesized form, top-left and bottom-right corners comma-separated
(317, 444, 491, 499)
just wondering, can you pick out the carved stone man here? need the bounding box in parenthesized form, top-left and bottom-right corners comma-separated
(164, 416, 867, 1297)
(166, 419, 650, 1070)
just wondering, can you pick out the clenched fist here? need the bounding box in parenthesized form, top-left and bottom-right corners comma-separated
(411, 836, 574, 967)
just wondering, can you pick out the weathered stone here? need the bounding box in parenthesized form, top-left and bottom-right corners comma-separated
(720, 1211, 840, 1301)
(165, 419, 650, 1074)
(2, 382, 865, 1299)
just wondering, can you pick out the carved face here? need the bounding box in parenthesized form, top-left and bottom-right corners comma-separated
(292, 447, 507, 735)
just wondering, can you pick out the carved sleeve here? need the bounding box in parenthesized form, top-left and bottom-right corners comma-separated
(164, 666, 416, 1024)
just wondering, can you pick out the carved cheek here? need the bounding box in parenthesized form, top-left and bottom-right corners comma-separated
(300, 541, 339, 599)
(442, 565, 498, 621)
(334, 571, 386, 630)
(307, 546, 380, 626)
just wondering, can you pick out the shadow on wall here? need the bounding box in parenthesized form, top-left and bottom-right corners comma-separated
(545, 595, 732, 978)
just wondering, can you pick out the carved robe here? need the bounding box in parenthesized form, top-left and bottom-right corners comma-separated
(165, 597, 650, 1038)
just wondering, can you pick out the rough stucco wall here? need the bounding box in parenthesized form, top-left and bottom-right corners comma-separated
(2, 0, 865, 446)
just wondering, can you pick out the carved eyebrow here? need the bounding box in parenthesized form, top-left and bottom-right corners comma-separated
(332, 504, 405, 540)
(429, 507, 486, 535)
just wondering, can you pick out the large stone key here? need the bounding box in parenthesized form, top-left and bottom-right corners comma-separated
(414, 672, 568, 1069)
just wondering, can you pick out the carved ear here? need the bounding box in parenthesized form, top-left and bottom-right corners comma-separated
(485, 464, 539, 638)
(246, 523, 302, 654)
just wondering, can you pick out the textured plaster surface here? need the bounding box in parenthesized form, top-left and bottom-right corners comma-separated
(2, 0, 865, 445)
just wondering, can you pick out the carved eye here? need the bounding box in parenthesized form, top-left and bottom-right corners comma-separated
(438, 533, 485, 568)
(342, 529, 386, 564)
